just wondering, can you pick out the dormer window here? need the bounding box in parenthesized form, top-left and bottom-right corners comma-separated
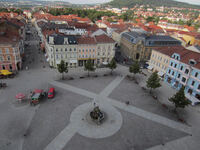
(189, 59, 196, 66)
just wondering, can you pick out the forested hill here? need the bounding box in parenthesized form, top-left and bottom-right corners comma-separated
(107, 0, 200, 9)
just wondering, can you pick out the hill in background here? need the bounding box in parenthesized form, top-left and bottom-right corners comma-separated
(107, 0, 200, 9)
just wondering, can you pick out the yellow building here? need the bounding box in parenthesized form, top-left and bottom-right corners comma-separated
(177, 32, 198, 45)
(148, 47, 175, 77)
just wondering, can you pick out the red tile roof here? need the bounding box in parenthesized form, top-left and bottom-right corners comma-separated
(95, 34, 115, 43)
(77, 37, 96, 44)
(153, 46, 188, 57)
(153, 46, 200, 69)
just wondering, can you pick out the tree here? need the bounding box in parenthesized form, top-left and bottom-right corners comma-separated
(146, 72, 161, 93)
(108, 58, 117, 75)
(84, 59, 96, 77)
(129, 61, 140, 77)
(169, 86, 190, 112)
(57, 60, 68, 80)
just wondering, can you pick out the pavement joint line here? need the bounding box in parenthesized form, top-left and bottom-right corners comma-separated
(50, 81, 97, 99)
(44, 123, 79, 150)
(99, 75, 126, 97)
(106, 97, 191, 134)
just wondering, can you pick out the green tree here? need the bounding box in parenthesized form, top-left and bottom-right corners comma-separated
(146, 72, 161, 93)
(57, 60, 68, 80)
(129, 61, 140, 77)
(169, 86, 190, 112)
(84, 59, 96, 77)
(146, 16, 155, 23)
(108, 58, 117, 75)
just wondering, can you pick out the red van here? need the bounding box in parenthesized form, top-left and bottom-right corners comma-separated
(48, 88, 55, 99)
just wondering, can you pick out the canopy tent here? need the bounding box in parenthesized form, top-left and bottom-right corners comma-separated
(158, 71, 165, 77)
(147, 65, 153, 70)
(16, 93, 25, 100)
(0, 70, 12, 76)
(102, 62, 108, 65)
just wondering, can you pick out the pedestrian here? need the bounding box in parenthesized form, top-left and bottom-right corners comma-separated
(26, 66, 29, 70)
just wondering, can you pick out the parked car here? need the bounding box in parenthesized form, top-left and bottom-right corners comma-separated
(48, 88, 55, 99)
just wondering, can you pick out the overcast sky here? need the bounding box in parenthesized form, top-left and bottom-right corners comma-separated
(62, 0, 200, 5)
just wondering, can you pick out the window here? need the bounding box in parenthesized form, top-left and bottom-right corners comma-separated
(182, 77, 186, 83)
(56, 49, 58, 52)
(177, 74, 181, 78)
(174, 64, 177, 68)
(9, 64, 12, 70)
(60, 48, 63, 52)
(191, 81, 195, 86)
(0, 48, 2, 54)
(82, 49, 84, 52)
(188, 89, 193, 95)
(74, 48, 76, 51)
(7, 56, 11, 61)
(5, 48, 9, 54)
(198, 84, 200, 90)
(195, 72, 198, 78)
(2, 65, 5, 70)
(170, 62, 173, 66)
(180, 66, 183, 70)
(65, 48, 67, 52)
(168, 69, 171, 74)
(172, 71, 174, 76)
(0, 56, 3, 61)
(185, 69, 189, 74)
(70, 48, 72, 51)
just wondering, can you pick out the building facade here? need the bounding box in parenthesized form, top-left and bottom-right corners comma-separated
(45, 34, 115, 68)
(164, 49, 200, 104)
(120, 31, 181, 63)
(148, 47, 171, 77)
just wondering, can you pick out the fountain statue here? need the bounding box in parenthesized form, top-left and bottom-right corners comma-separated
(90, 99, 104, 124)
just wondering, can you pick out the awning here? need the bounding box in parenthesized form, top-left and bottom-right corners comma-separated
(0, 70, 12, 75)
(102, 62, 108, 65)
(147, 65, 153, 70)
(69, 59, 77, 63)
(56, 60, 61, 64)
(158, 71, 164, 77)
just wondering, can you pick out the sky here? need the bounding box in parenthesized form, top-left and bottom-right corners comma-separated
(61, 0, 200, 5)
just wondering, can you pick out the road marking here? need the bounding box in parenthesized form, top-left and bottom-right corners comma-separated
(44, 123, 78, 150)
(50, 81, 97, 98)
(107, 97, 191, 134)
(100, 75, 126, 97)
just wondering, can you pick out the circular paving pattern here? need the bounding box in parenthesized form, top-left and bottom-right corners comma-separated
(70, 101, 123, 139)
